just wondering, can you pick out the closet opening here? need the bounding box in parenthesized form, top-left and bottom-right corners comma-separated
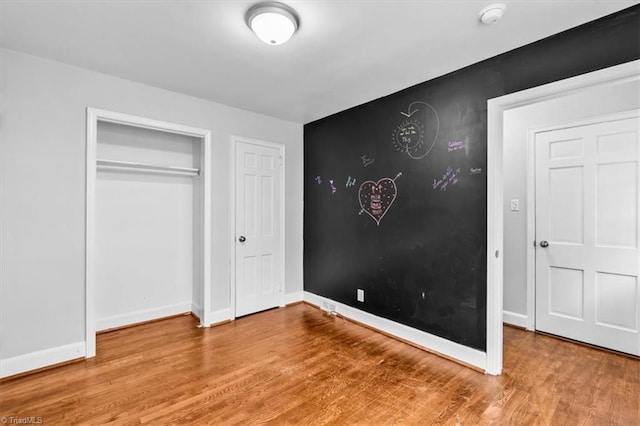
(85, 108, 211, 357)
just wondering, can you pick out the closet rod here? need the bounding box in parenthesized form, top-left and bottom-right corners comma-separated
(96, 159, 200, 177)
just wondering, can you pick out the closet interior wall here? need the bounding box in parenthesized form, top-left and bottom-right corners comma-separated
(95, 121, 203, 331)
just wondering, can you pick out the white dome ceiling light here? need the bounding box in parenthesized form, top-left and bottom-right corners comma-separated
(246, 2, 299, 45)
(479, 3, 507, 25)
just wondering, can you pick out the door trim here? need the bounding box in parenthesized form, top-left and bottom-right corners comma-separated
(528, 109, 640, 331)
(85, 108, 212, 357)
(487, 59, 640, 375)
(229, 136, 286, 319)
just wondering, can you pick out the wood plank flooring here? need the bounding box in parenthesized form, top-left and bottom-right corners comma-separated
(1, 303, 638, 424)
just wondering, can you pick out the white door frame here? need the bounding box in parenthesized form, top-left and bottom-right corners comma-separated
(85, 108, 212, 357)
(486, 59, 640, 375)
(229, 135, 286, 319)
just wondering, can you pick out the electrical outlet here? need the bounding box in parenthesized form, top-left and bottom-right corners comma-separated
(510, 199, 520, 211)
(357, 289, 365, 302)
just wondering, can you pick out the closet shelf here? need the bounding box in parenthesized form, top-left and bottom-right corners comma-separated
(96, 159, 200, 177)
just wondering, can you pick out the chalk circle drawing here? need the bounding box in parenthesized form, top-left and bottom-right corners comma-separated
(392, 102, 439, 160)
(394, 119, 423, 151)
(358, 173, 402, 225)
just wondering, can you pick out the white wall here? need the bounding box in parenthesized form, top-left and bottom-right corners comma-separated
(502, 78, 640, 326)
(0, 48, 303, 371)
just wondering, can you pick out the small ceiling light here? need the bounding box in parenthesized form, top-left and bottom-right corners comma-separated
(246, 2, 299, 45)
(479, 3, 506, 25)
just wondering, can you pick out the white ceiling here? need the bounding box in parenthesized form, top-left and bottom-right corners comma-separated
(1, 1, 637, 123)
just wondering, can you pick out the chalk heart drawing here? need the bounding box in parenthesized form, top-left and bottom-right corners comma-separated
(358, 178, 398, 225)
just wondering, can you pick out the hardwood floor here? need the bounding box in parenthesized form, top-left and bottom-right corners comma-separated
(1, 303, 638, 424)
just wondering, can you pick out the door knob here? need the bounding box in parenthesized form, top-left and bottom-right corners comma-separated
(238, 236, 246, 242)
(539, 240, 549, 248)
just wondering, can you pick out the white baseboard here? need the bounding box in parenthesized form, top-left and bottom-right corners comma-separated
(503, 310, 528, 328)
(0, 341, 85, 379)
(303, 292, 487, 372)
(204, 308, 233, 326)
(285, 291, 303, 305)
(96, 301, 191, 331)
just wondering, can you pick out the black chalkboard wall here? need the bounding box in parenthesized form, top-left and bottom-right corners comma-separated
(304, 6, 640, 352)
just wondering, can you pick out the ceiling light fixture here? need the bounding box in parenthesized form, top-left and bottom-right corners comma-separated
(479, 3, 506, 25)
(245, 2, 299, 46)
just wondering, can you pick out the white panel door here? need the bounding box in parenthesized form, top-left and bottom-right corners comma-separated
(535, 114, 639, 355)
(235, 140, 283, 317)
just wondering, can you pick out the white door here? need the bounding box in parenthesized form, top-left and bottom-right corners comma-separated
(535, 113, 640, 355)
(234, 140, 284, 317)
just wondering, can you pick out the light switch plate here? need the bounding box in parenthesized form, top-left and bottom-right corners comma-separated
(510, 199, 520, 211)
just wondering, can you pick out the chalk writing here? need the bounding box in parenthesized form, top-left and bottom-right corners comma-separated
(448, 140, 465, 152)
(432, 167, 460, 191)
(361, 155, 375, 167)
(358, 173, 402, 225)
(329, 179, 337, 194)
(470, 168, 482, 175)
(392, 101, 440, 160)
(315, 176, 322, 184)
(346, 176, 356, 187)
(394, 119, 423, 151)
